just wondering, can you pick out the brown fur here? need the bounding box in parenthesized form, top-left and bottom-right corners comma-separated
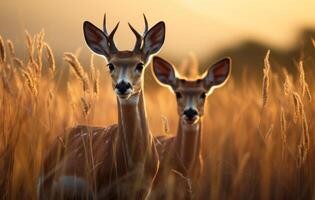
(39, 15, 165, 199)
(151, 56, 231, 199)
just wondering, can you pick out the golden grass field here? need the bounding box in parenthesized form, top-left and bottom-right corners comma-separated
(0, 31, 314, 199)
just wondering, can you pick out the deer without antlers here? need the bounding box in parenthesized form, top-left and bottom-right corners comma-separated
(38, 15, 165, 199)
(151, 56, 231, 199)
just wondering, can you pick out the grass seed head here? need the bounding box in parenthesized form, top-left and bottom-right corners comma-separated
(64, 52, 90, 92)
(262, 50, 271, 108)
(44, 43, 55, 73)
(7, 40, 15, 58)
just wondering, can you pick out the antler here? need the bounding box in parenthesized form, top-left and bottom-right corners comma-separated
(103, 14, 119, 53)
(128, 14, 149, 52)
(143, 14, 149, 34)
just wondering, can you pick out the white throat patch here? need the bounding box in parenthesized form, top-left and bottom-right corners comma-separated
(119, 94, 139, 105)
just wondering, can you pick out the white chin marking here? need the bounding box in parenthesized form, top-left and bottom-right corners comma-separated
(119, 94, 139, 105)
(182, 117, 200, 126)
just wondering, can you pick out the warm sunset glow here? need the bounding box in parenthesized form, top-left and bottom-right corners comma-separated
(1, 1, 315, 199)
(0, 0, 314, 59)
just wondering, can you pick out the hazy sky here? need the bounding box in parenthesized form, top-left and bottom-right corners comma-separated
(0, 0, 315, 60)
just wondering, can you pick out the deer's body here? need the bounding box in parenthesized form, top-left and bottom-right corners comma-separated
(156, 118, 203, 181)
(38, 15, 165, 199)
(151, 56, 231, 199)
(151, 127, 202, 200)
(39, 93, 158, 199)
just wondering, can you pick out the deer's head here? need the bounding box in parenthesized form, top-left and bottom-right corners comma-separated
(83, 15, 165, 100)
(153, 56, 231, 125)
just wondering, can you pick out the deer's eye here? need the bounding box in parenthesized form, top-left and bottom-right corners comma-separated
(107, 63, 115, 72)
(175, 92, 182, 99)
(200, 92, 206, 99)
(135, 63, 144, 73)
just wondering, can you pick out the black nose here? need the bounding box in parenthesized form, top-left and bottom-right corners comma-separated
(115, 81, 131, 94)
(183, 108, 198, 120)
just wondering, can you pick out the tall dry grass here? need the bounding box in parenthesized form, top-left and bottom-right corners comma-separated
(0, 31, 314, 200)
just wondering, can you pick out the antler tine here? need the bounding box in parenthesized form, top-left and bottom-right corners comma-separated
(102, 14, 119, 52)
(128, 23, 142, 52)
(108, 22, 120, 53)
(103, 13, 109, 36)
(143, 14, 149, 35)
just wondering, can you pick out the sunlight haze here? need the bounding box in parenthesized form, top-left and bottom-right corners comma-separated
(0, 0, 314, 60)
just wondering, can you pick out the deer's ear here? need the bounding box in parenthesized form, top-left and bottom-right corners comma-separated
(203, 58, 231, 91)
(142, 22, 165, 58)
(152, 56, 176, 87)
(83, 21, 110, 57)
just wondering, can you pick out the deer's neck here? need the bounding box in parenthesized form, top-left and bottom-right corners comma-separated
(174, 119, 202, 172)
(116, 91, 152, 166)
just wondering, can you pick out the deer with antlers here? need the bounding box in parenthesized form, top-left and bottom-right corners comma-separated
(151, 56, 231, 199)
(38, 15, 165, 199)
